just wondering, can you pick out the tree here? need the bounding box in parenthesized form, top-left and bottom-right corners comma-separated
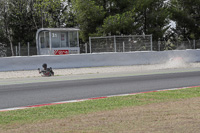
(0, 0, 14, 55)
(72, 0, 105, 41)
(33, 0, 75, 28)
(0, 0, 74, 48)
(96, 0, 138, 36)
(170, 0, 200, 40)
(134, 0, 170, 41)
(7, 0, 37, 45)
(62, 0, 77, 27)
(100, 9, 138, 35)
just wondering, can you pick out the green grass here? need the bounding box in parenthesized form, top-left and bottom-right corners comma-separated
(0, 87, 200, 126)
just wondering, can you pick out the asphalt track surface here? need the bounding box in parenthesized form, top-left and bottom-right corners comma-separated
(0, 68, 200, 110)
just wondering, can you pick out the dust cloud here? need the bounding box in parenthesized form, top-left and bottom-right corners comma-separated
(163, 57, 188, 69)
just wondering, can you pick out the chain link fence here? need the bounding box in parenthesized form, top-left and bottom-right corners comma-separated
(1, 38, 200, 56)
(87, 35, 200, 53)
(153, 40, 200, 51)
(6, 46, 37, 57)
(89, 35, 152, 53)
(0, 42, 37, 57)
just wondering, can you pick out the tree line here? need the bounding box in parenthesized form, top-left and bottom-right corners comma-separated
(0, 0, 199, 55)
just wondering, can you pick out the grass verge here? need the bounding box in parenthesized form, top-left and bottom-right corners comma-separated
(0, 87, 200, 131)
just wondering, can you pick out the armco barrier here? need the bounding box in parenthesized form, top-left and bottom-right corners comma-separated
(0, 50, 200, 72)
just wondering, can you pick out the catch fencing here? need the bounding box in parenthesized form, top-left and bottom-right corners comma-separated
(1, 42, 37, 57)
(89, 35, 152, 53)
(153, 40, 200, 51)
(1, 38, 200, 56)
(87, 35, 200, 53)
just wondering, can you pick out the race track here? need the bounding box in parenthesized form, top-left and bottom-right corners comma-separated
(0, 68, 200, 110)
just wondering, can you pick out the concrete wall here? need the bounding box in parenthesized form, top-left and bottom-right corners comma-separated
(0, 50, 200, 72)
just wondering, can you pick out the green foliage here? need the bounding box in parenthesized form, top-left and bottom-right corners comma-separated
(6, 0, 36, 45)
(100, 9, 137, 35)
(72, 0, 105, 41)
(0, 0, 76, 47)
(0, 0, 200, 47)
(134, 0, 170, 41)
(73, 0, 170, 41)
(170, 0, 200, 40)
(33, 0, 64, 27)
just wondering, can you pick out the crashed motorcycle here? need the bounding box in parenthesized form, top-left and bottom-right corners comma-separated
(38, 63, 54, 77)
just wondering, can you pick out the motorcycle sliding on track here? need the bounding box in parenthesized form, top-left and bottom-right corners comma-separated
(38, 63, 54, 77)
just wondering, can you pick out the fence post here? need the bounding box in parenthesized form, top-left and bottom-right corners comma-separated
(89, 37, 92, 53)
(85, 43, 87, 53)
(15, 46, 18, 56)
(193, 40, 196, 49)
(28, 42, 30, 56)
(114, 35, 116, 52)
(18, 42, 21, 56)
(150, 34, 153, 51)
(123, 42, 125, 52)
(158, 39, 161, 51)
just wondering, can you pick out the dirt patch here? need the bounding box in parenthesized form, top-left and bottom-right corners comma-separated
(2, 97, 200, 133)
